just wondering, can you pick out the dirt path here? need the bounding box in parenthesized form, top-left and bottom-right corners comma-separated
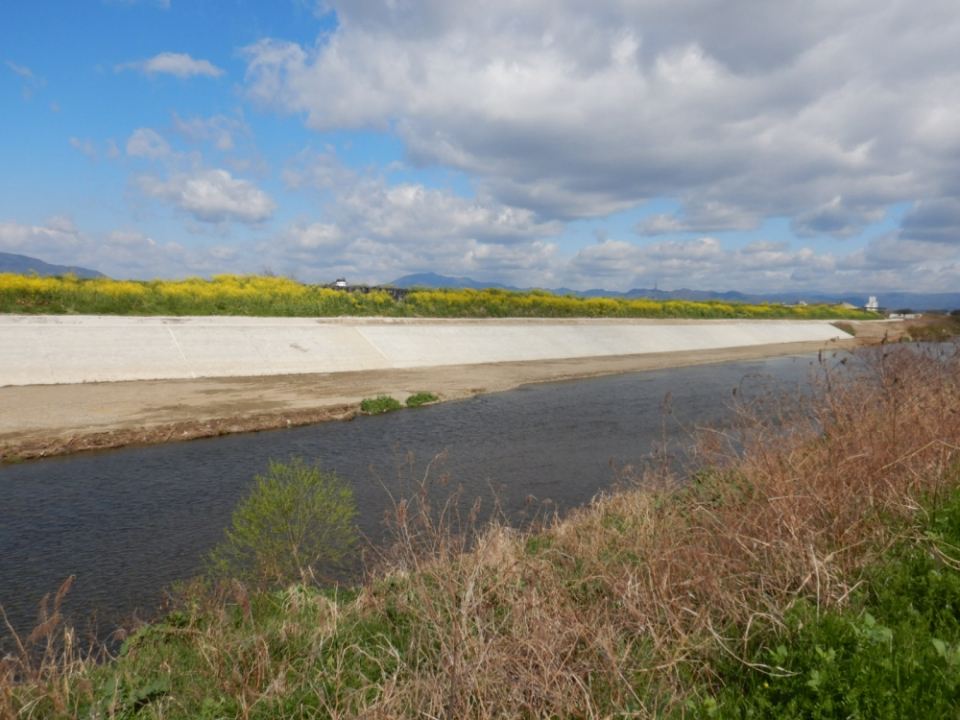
(1, 334, 878, 463)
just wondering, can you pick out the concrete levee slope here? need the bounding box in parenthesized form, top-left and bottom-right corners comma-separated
(0, 315, 847, 387)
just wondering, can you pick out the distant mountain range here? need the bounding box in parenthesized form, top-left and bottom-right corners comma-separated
(391, 272, 960, 312)
(0, 252, 105, 279)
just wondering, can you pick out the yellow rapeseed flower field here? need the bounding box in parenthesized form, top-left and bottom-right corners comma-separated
(0, 273, 873, 320)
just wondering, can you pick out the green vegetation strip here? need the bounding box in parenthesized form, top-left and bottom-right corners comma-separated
(360, 395, 403, 414)
(0, 273, 873, 319)
(405, 392, 437, 408)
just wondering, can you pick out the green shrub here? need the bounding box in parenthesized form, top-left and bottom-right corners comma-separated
(360, 395, 402, 413)
(405, 392, 438, 408)
(207, 458, 357, 587)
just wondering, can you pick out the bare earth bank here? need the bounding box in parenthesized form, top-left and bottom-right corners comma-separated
(5, 316, 928, 463)
(2, 335, 882, 463)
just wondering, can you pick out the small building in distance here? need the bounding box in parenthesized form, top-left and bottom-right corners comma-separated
(865, 296, 881, 312)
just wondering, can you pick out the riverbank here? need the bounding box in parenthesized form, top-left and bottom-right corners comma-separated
(1, 337, 854, 463)
(2, 315, 930, 464)
(3, 342, 959, 718)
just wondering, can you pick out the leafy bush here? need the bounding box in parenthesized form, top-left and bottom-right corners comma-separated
(360, 395, 402, 413)
(405, 392, 438, 407)
(207, 458, 357, 587)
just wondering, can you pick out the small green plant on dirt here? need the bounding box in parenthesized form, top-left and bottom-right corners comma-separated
(360, 395, 402, 414)
(207, 457, 357, 587)
(405, 392, 438, 408)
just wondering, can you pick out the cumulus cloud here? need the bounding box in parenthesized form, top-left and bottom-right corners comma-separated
(254, 150, 959, 290)
(126, 128, 172, 159)
(119, 52, 224, 79)
(241, 0, 960, 239)
(900, 198, 960, 244)
(283, 150, 562, 243)
(561, 234, 960, 294)
(121, 125, 274, 227)
(0, 216, 251, 279)
(136, 169, 276, 224)
(0, 216, 82, 258)
(250, 149, 567, 281)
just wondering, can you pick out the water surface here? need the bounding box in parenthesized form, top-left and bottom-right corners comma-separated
(0, 352, 827, 641)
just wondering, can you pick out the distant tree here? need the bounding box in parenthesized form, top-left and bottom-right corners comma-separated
(951, 309, 960, 317)
(208, 458, 357, 587)
(894, 308, 914, 314)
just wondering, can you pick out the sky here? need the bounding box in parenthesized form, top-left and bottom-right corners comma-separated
(2, 0, 960, 293)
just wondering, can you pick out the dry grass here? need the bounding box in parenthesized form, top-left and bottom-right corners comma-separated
(2, 342, 960, 718)
(0, 577, 106, 720)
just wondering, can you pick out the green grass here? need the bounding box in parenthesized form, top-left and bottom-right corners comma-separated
(405, 392, 438, 408)
(359, 395, 402, 414)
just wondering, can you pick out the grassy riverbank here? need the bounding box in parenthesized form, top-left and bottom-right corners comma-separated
(3, 342, 960, 718)
(0, 273, 872, 320)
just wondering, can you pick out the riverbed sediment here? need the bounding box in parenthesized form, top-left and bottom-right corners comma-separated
(2, 338, 865, 463)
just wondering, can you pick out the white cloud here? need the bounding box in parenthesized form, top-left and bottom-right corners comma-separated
(0, 216, 82, 258)
(241, 0, 960, 242)
(0, 216, 251, 279)
(254, 149, 960, 290)
(126, 128, 172, 159)
(257, 150, 565, 282)
(136, 168, 276, 224)
(119, 52, 224, 79)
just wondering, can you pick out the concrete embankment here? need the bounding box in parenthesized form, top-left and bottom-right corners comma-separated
(0, 315, 847, 387)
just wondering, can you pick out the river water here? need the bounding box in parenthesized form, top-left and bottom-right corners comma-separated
(0, 352, 828, 642)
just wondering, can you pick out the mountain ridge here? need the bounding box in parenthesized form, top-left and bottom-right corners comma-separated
(390, 272, 960, 312)
(0, 252, 105, 279)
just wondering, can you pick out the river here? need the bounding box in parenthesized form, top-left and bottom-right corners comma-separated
(0, 352, 829, 643)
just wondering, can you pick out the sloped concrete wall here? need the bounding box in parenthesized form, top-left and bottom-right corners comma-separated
(0, 316, 846, 387)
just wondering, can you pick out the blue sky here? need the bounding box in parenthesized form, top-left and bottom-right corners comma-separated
(2, 0, 959, 293)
